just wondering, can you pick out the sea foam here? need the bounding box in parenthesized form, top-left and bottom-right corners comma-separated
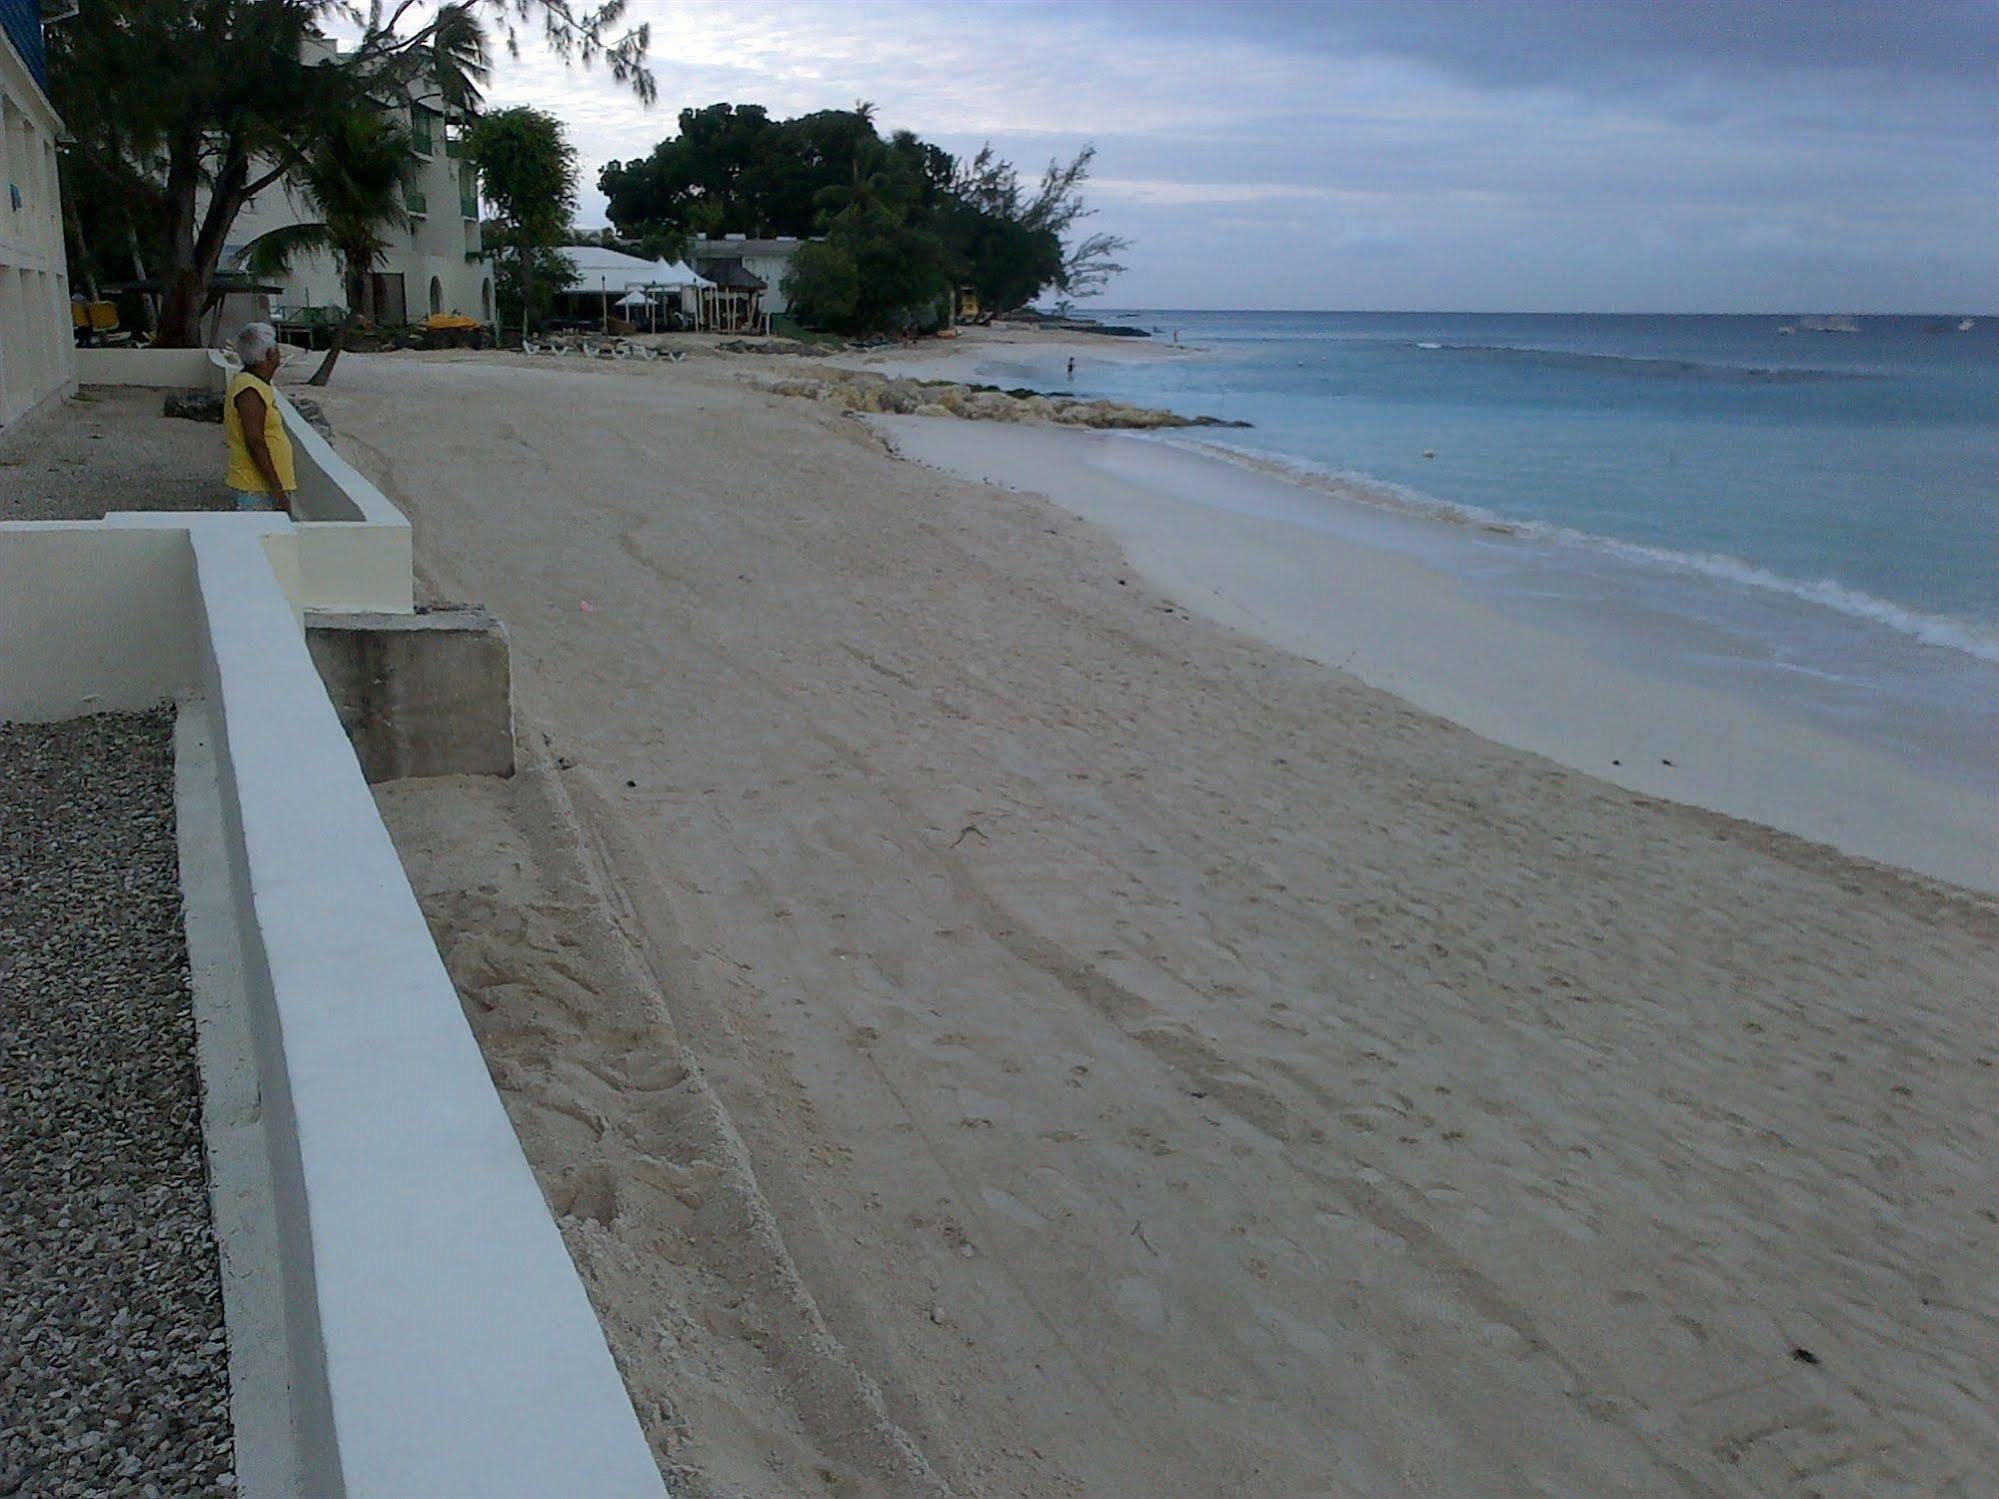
(1151, 434, 1999, 666)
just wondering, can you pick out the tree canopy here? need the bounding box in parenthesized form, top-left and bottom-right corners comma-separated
(600, 104, 1127, 332)
(466, 106, 580, 338)
(48, 0, 652, 346)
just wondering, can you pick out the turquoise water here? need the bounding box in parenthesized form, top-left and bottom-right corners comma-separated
(989, 312, 1999, 787)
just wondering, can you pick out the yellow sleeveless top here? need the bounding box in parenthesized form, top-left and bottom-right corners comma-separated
(224, 370, 297, 494)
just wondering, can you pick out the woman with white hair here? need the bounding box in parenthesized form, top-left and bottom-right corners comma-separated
(223, 322, 296, 515)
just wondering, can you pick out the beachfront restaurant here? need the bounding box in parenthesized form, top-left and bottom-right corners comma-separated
(553, 243, 713, 331)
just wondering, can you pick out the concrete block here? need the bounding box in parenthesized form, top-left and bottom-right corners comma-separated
(305, 607, 513, 782)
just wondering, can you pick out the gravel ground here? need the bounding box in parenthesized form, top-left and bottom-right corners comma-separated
(0, 711, 233, 1497)
(0, 389, 229, 520)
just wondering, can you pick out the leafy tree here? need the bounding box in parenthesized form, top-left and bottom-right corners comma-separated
(602, 103, 773, 236)
(783, 202, 952, 335)
(485, 236, 578, 334)
(1023, 147, 1131, 298)
(780, 240, 859, 329)
(242, 112, 416, 385)
(940, 144, 1127, 311)
(58, 127, 169, 329)
(603, 103, 1127, 325)
(48, 0, 652, 347)
(466, 106, 579, 341)
(600, 104, 919, 240)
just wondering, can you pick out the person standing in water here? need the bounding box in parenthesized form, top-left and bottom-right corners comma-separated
(223, 322, 296, 515)
(1067, 355, 1076, 381)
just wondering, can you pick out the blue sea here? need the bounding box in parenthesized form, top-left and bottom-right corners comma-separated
(1003, 311, 1999, 790)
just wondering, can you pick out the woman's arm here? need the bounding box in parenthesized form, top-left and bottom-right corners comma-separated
(234, 388, 294, 515)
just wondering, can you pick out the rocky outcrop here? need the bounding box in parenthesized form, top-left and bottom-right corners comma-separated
(759, 371, 1247, 430)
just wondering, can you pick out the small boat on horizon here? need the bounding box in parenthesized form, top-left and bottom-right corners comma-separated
(1958, 318, 1975, 332)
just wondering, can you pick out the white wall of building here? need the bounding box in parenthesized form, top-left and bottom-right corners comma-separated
(0, 24, 76, 431)
(690, 236, 807, 315)
(226, 90, 492, 326)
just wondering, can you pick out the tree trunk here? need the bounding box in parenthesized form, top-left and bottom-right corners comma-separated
(351, 260, 373, 323)
(153, 141, 202, 346)
(123, 216, 157, 334)
(519, 235, 534, 343)
(62, 192, 100, 304)
(308, 315, 351, 386)
(155, 145, 249, 347)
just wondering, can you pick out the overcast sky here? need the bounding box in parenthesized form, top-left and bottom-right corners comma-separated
(459, 0, 1995, 313)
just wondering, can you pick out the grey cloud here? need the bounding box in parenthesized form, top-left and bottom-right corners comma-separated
(1086, 0, 1999, 93)
(463, 0, 1995, 312)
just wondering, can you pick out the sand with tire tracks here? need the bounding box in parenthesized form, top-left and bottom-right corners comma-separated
(303, 348, 1998, 1498)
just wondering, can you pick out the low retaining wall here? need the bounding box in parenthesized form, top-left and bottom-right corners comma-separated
(76, 346, 217, 388)
(205, 350, 414, 613)
(31, 345, 415, 615)
(0, 521, 199, 717)
(306, 608, 515, 782)
(0, 517, 659, 1489)
(189, 525, 662, 1496)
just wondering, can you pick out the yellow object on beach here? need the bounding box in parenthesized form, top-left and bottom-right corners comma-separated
(425, 313, 481, 331)
(224, 370, 296, 495)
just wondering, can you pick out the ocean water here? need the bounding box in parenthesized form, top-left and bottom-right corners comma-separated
(986, 312, 1999, 790)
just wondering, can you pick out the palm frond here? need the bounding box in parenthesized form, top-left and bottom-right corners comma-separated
(239, 222, 332, 279)
(430, 3, 492, 112)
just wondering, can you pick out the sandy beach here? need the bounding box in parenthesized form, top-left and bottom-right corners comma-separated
(873, 415, 1998, 894)
(312, 347, 1998, 1496)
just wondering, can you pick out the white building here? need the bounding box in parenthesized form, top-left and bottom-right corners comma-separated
(225, 35, 491, 328)
(0, 0, 76, 431)
(688, 235, 808, 316)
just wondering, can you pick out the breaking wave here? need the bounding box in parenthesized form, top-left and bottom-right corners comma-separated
(1150, 435, 1999, 666)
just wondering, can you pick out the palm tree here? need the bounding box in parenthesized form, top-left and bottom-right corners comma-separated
(243, 112, 415, 386)
(813, 147, 895, 221)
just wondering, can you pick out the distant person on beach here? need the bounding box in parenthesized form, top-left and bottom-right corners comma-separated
(1067, 356, 1076, 380)
(224, 322, 296, 516)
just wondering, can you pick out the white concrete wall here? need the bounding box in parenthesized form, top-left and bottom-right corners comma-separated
(186, 523, 665, 1497)
(227, 100, 491, 325)
(26, 346, 414, 615)
(0, 522, 197, 717)
(0, 29, 76, 431)
(199, 350, 415, 613)
(279, 389, 414, 613)
(744, 249, 798, 314)
(76, 346, 217, 387)
(0, 506, 666, 1496)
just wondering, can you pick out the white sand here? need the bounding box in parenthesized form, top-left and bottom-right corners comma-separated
(315, 351, 1999, 1497)
(876, 416, 1999, 895)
